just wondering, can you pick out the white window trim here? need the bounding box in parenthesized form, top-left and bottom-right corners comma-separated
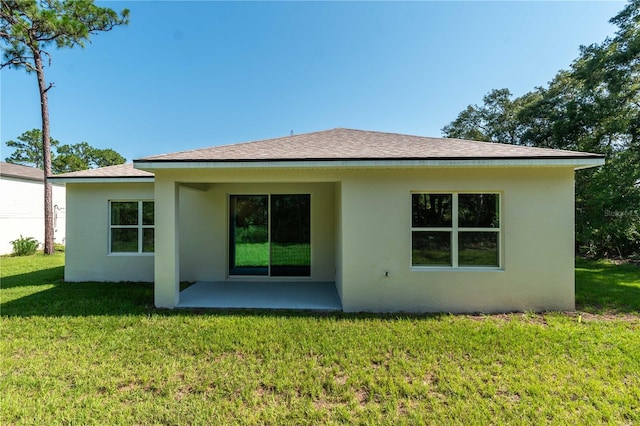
(108, 200, 154, 256)
(411, 192, 502, 271)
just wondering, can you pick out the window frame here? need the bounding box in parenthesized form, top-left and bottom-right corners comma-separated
(410, 191, 502, 270)
(108, 200, 155, 256)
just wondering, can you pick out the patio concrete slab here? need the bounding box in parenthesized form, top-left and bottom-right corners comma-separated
(176, 281, 342, 310)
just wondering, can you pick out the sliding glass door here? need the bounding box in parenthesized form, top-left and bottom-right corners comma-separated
(229, 194, 310, 277)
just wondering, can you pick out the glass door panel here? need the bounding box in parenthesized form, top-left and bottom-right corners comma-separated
(271, 195, 311, 277)
(229, 194, 311, 277)
(229, 195, 269, 275)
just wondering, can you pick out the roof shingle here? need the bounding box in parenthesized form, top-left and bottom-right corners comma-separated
(138, 128, 603, 162)
(0, 162, 45, 181)
(52, 163, 154, 179)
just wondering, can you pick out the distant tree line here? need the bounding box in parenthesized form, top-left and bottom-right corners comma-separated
(442, 0, 640, 259)
(5, 128, 126, 174)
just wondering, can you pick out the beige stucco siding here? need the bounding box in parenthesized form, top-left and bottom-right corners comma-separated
(334, 182, 343, 301)
(69, 165, 577, 312)
(338, 167, 575, 312)
(65, 183, 154, 282)
(178, 185, 217, 282)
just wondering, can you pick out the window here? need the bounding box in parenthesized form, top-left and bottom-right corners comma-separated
(411, 193, 500, 268)
(110, 201, 154, 254)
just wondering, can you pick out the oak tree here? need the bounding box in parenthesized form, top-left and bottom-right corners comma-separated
(54, 141, 126, 173)
(5, 129, 126, 173)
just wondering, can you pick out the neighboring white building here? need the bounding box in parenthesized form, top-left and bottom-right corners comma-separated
(51, 129, 604, 313)
(0, 162, 66, 254)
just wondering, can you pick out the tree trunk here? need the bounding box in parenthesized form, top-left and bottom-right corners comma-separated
(34, 51, 54, 255)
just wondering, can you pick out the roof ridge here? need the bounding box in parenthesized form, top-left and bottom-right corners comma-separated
(441, 136, 595, 155)
(141, 128, 344, 160)
(140, 128, 454, 161)
(139, 128, 470, 161)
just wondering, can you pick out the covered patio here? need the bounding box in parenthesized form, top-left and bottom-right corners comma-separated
(150, 177, 341, 309)
(176, 281, 342, 310)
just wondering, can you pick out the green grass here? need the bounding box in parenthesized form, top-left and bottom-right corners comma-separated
(1, 254, 639, 424)
(235, 243, 310, 267)
(575, 258, 640, 313)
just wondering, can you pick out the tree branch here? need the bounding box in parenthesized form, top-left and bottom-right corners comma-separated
(41, 49, 52, 66)
(0, 55, 35, 71)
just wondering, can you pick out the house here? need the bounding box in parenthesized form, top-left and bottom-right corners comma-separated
(0, 162, 66, 254)
(49, 128, 604, 313)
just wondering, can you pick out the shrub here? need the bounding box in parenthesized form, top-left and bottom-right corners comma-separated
(236, 225, 268, 243)
(10, 235, 40, 256)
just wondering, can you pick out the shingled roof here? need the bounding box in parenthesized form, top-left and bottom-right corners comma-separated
(50, 128, 604, 181)
(0, 162, 45, 181)
(51, 163, 154, 179)
(137, 128, 603, 163)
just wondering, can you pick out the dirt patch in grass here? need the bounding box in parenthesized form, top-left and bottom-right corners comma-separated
(465, 311, 638, 323)
(334, 373, 347, 386)
(567, 311, 640, 323)
(354, 388, 369, 406)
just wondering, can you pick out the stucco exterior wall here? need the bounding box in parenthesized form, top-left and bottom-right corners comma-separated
(337, 167, 575, 313)
(0, 176, 65, 254)
(334, 182, 343, 301)
(178, 185, 217, 283)
(64, 182, 154, 282)
(67, 165, 576, 313)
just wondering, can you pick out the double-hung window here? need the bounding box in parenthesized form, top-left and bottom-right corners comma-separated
(411, 193, 500, 268)
(109, 201, 154, 254)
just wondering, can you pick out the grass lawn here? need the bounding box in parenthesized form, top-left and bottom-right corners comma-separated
(1, 254, 639, 424)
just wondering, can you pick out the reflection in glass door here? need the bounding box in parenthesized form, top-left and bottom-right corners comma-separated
(271, 195, 311, 277)
(229, 195, 269, 275)
(229, 194, 311, 277)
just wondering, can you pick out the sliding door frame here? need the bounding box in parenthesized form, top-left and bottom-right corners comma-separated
(228, 193, 311, 278)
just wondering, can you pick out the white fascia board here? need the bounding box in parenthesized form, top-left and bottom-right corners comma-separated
(1, 175, 66, 187)
(47, 177, 155, 184)
(0, 175, 43, 183)
(134, 157, 604, 171)
(574, 158, 606, 170)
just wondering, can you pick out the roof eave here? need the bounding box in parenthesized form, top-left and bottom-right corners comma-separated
(134, 157, 605, 171)
(0, 173, 45, 182)
(47, 176, 155, 184)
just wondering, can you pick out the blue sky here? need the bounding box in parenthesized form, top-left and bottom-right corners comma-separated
(1, 1, 625, 162)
